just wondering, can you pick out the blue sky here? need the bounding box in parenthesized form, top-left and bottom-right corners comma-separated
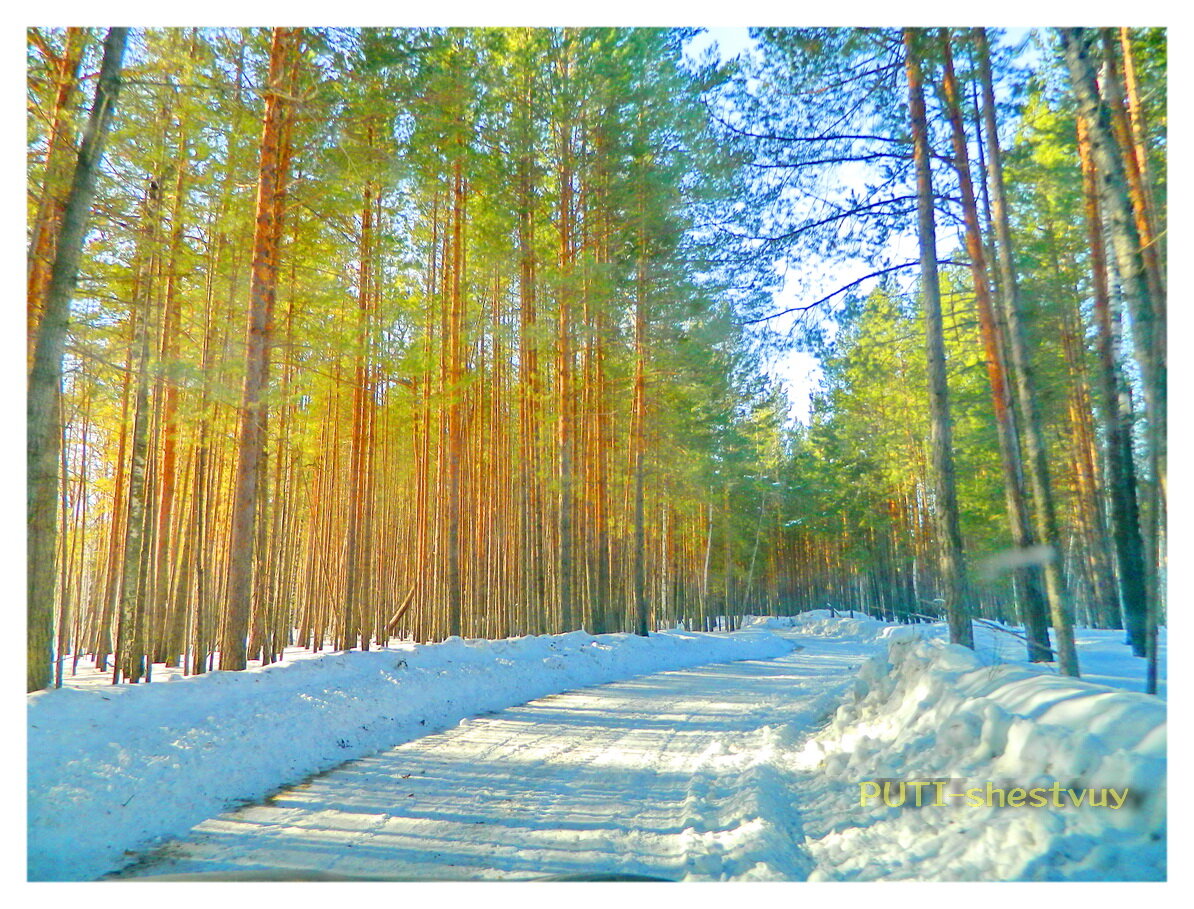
(686, 26, 1043, 425)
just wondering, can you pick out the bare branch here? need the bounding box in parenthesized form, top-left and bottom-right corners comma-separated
(741, 259, 964, 324)
(704, 97, 906, 145)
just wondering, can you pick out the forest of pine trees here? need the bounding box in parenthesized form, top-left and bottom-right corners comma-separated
(27, 27, 1165, 693)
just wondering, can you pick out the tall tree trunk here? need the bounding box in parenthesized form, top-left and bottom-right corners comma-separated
(1099, 31, 1165, 331)
(593, 316, 612, 634)
(94, 314, 137, 671)
(903, 28, 973, 649)
(28, 27, 87, 348)
(1077, 114, 1150, 657)
(948, 30, 1055, 662)
(223, 27, 301, 671)
(153, 118, 192, 667)
(699, 499, 714, 626)
(55, 391, 90, 687)
(1059, 28, 1164, 534)
(344, 175, 374, 648)
(516, 116, 544, 635)
(631, 234, 649, 637)
(557, 99, 575, 633)
(1059, 299, 1120, 630)
(114, 179, 165, 684)
(1095, 29, 1165, 692)
(27, 27, 127, 692)
(969, 30, 1079, 673)
(1116, 28, 1165, 273)
(446, 154, 466, 639)
(1063, 28, 1162, 692)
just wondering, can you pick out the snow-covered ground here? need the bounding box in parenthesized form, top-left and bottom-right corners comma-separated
(28, 612, 1166, 882)
(108, 628, 884, 882)
(28, 628, 793, 881)
(744, 611, 1168, 698)
(790, 628, 1165, 880)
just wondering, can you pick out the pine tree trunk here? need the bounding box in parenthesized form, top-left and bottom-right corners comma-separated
(223, 27, 301, 671)
(949, 31, 1055, 662)
(114, 178, 166, 684)
(343, 177, 374, 648)
(154, 129, 192, 667)
(1116, 28, 1165, 273)
(557, 116, 575, 633)
(1100, 31, 1165, 351)
(903, 28, 973, 649)
(28, 27, 87, 348)
(1060, 29, 1164, 555)
(970, 31, 1057, 658)
(27, 28, 128, 692)
(1076, 114, 1150, 657)
(446, 156, 466, 639)
(1059, 300, 1120, 629)
(516, 128, 545, 635)
(632, 242, 649, 637)
(970, 29, 1079, 671)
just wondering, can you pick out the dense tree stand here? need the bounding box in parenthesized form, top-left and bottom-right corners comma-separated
(27, 26, 1165, 691)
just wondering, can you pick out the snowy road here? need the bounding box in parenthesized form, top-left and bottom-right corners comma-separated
(116, 634, 876, 881)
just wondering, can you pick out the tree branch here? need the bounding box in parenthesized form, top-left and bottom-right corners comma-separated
(741, 259, 964, 324)
(704, 98, 906, 145)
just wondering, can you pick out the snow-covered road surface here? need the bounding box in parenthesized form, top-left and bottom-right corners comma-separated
(30, 628, 795, 880)
(116, 635, 875, 881)
(36, 614, 1163, 881)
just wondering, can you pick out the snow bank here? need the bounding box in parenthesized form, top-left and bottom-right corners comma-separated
(742, 610, 892, 642)
(28, 628, 792, 881)
(791, 634, 1166, 881)
(742, 611, 1165, 698)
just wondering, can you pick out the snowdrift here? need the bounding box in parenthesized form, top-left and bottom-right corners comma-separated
(744, 610, 1166, 698)
(28, 628, 792, 881)
(791, 632, 1166, 881)
(743, 610, 891, 641)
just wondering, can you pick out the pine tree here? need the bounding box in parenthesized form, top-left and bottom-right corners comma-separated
(28, 28, 128, 692)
